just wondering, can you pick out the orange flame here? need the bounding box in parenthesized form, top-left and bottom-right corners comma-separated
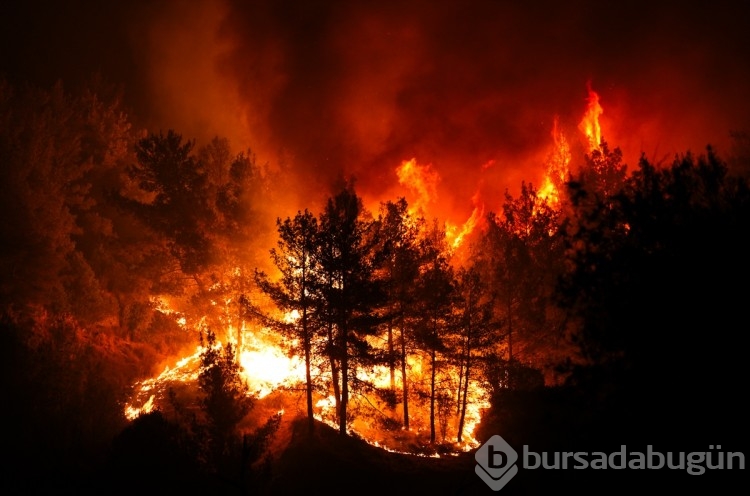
(447, 190, 485, 250)
(396, 158, 439, 216)
(539, 116, 572, 206)
(541, 83, 604, 204)
(578, 82, 603, 152)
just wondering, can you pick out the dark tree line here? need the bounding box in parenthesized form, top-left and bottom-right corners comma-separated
(476, 142, 750, 459)
(558, 146, 750, 440)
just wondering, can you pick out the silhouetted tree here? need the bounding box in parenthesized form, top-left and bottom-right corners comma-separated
(374, 198, 423, 429)
(453, 263, 494, 443)
(577, 140, 627, 200)
(413, 221, 456, 444)
(558, 147, 750, 440)
(116, 130, 267, 335)
(317, 182, 385, 435)
(254, 209, 320, 433)
(198, 328, 253, 465)
(480, 182, 565, 387)
(121, 130, 213, 278)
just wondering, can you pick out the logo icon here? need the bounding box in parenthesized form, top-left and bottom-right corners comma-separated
(475, 435, 519, 491)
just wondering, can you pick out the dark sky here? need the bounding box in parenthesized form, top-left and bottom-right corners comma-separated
(2, 0, 749, 220)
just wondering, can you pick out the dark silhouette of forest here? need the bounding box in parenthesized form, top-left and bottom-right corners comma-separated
(1, 78, 748, 494)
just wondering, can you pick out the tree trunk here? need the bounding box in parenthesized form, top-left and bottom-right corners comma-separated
(457, 358, 470, 444)
(458, 294, 473, 441)
(326, 321, 341, 422)
(507, 294, 513, 389)
(339, 323, 349, 435)
(388, 321, 395, 392)
(455, 344, 465, 415)
(430, 347, 437, 444)
(400, 319, 410, 430)
(302, 306, 314, 433)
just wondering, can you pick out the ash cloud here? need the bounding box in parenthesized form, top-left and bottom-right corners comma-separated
(215, 0, 750, 218)
(3, 0, 748, 220)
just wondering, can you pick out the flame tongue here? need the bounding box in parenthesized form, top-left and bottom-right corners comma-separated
(396, 157, 486, 250)
(396, 158, 440, 217)
(579, 82, 603, 152)
(539, 116, 572, 205)
(541, 83, 605, 203)
(448, 191, 485, 250)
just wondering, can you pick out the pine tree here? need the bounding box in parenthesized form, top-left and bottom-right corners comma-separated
(254, 209, 320, 432)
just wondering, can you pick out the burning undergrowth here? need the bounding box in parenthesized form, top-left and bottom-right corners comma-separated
(124, 323, 490, 456)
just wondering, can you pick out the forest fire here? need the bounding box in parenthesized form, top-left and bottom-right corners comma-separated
(123, 83, 609, 452)
(538, 84, 607, 206)
(3, 1, 749, 492)
(124, 328, 307, 419)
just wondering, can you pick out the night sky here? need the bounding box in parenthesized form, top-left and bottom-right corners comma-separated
(2, 0, 749, 220)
